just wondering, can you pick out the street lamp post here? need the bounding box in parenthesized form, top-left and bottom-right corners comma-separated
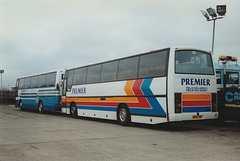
(0, 70, 4, 104)
(201, 5, 226, 55)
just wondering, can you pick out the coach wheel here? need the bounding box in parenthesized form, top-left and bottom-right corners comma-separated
(70, 103, 78, 118)
(238, 117, 240, 127)
(19, 101, 23, 111)
(117, 105, 131, 126)
(38, 101, 44, 114)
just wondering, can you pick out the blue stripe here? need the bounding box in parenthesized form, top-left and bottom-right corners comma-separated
(183, 106, 211, 113)
(130, 78, 166, 116)
(39, 89, 59, 92)
(66, 78, 167, 116)
(74, 105, 117, 111)
(20, 93, 37, 96)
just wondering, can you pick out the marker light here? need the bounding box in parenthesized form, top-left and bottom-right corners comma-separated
(218, 56, 237, 62)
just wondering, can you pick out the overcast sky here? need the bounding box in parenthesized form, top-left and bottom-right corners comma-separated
(1, 0, 240, 89)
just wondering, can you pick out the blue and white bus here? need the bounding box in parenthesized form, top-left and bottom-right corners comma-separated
(15, 70, 64, 113)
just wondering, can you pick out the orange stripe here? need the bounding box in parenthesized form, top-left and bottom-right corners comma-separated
(124, 80, 135, 96)
(66, 97, 138, 103)
(66, 80, 139, 103)
(182, 94, 211, 100)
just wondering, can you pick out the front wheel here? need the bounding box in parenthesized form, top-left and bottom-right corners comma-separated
(38, 101, 44, 114)
(117, 105, 131, 126)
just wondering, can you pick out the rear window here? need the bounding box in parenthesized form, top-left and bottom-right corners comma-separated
(175, 50, 214, 75)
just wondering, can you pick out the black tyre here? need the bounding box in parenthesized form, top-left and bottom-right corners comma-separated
(70, 103, 78, 118)
(19, 100, 23, 111)
(117, 105, 131, 126)
(38, 101, 44, 114)
(237, 117, 240, 127)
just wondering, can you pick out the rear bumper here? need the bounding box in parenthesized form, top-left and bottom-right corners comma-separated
(169, 112, 218, 122)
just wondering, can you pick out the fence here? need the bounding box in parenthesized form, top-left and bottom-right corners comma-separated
(0, 90, 16, 105)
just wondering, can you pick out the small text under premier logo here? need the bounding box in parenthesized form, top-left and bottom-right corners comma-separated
(181, 78, 210, 92)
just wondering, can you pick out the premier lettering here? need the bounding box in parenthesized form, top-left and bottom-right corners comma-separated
(181, 78, 210, 86)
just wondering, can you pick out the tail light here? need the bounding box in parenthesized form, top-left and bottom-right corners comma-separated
(212, 93, 217, 112)
(175, 93, 182, 113)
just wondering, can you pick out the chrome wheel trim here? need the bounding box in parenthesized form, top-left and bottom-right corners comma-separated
(119, 108, 127, 122)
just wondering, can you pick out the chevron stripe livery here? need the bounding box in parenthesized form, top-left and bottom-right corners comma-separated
(65, 78, 166, 116)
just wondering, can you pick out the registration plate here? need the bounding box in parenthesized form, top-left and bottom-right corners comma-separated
(192, 115, 203, 119)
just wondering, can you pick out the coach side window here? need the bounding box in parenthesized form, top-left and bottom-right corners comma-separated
(73, 67, 87, 85)
(19, 79, 25, 89)
(31, 76, 38, 88)
(101, 61, 118, 82)
(139, 51, 168, 78)
(46, 72, 57, 87)
(38, 75, 47, 88)
(87, 64, 101, 84)
(118, 57, 139, 80)
(24, 77, 31, 89)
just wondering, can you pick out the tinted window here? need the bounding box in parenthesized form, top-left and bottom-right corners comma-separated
(87, 64, 101, 83)
(175, 50, 214, 75)
(64, 71, 69, 79)
(24, 77, 31, 89)
(67, 70, 74, 90)
(139, 51, 168, 78)
(31, 76, 38, 88)
(46, 72, 56, 87)
(101, 61, 118, 82)
(118, 57, 139, 80)
(19, 79, 25, 89)
(226, 72, 239, 84)
(73, 67, 87, 85)
(216, 71, 222, 84)
(38, 75, 46, 88)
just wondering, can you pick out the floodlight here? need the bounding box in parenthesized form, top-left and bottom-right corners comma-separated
(207, 7, 217, 17)
(217, 5, 226, 16)
(201, 5, 226, 55)
(201, 10, 210, 20)
(0, 70, 4, 74)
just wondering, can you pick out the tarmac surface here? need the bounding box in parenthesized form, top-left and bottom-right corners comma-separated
(0, 105, 240, 161)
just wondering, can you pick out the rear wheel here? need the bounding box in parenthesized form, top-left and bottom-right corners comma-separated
(117, 105, 131, 126)
(70, 103, 78, 118)
(237, 117, 240, 127)
(38, 101, 44, 114)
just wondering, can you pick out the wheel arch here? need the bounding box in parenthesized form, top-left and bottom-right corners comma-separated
(19, 99, 22, 105)
(70, 101, 77, 108)
(117, 103, 130, 113)
(38, 99, 43, 107)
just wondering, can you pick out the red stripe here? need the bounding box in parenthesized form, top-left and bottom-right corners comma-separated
(69, 99, 151, 108)
(66, 97, 151, 109)
(182, 101, 211, 107)
(132, 79, 144, 95)
(66, 79, 152, 109)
